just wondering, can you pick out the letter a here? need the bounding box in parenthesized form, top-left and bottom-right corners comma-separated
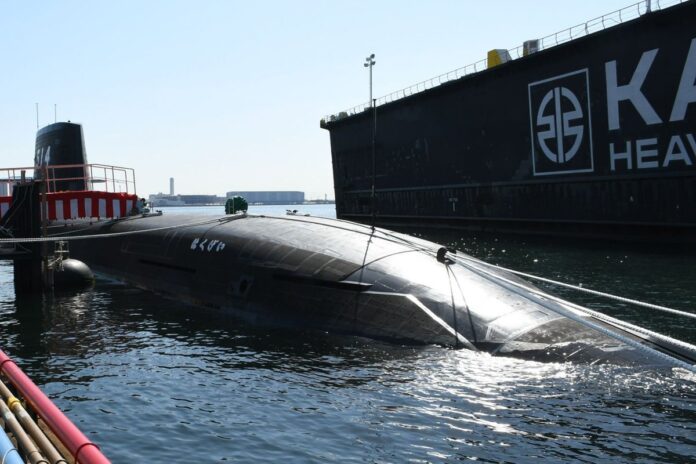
(670, 38, 696, 122)
(663, 135, 693, 167)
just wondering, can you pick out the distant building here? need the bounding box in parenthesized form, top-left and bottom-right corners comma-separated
(148, 193, 185, 206)
(179, 194, 221, 204)
(226, 191, 304, 205)
(148, 192, 225, 206)
(169, 177, 175, 195)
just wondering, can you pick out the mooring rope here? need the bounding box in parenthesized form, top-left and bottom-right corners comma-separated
(0, 214, 246, 244)
(452, 254, 696, 321)
(541, 289, 696, 356)
(451, 255, 696, 373)
(451, 255, 696, 356)
(447, 262, 478, 346)
(444, 262, 460, 348)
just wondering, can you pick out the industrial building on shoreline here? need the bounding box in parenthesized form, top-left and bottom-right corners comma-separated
(148, 178, 314, 206)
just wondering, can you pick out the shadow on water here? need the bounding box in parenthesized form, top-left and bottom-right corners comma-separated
(4, 276, 426, 387)
(6, 287, 126, 385)
(95, 281, 429, 385)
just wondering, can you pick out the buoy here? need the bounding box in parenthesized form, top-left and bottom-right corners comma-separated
(53, 258, 94, 289)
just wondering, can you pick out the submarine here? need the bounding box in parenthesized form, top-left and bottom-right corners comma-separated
(3, 122, 695, 370)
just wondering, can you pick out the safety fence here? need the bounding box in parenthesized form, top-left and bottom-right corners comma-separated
(322, 0, 687, 124)
(0, 164, 136, 196)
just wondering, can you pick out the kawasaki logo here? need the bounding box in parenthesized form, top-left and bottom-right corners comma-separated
(528, 69, 594, 176)
(536, 87, 584, 163)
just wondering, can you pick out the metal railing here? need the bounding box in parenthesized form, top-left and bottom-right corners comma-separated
(0, 164, 137, 196)
(321, 0, 687, 124)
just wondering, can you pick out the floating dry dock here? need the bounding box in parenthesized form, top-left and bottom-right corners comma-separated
(0, 349, 110, 464)
(322, 0, 696, 242)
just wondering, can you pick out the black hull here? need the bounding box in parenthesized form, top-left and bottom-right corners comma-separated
(50, 213, 696, 368)
(323, 2, 696, 242)
(338, 212, 696, 244)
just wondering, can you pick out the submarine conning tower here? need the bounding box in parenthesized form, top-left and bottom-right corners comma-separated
(0, 121, 138, 293)
(34, 122, 89, 191)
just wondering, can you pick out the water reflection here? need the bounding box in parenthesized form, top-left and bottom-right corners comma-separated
(1, 217, 696, 462)
(394, 350, 696, 462)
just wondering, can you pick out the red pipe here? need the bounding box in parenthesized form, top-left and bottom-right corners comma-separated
(0, 350, 111, 464)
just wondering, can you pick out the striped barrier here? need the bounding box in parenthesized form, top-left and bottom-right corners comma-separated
(0, 191, 139, 221)
(46, 191, 138, 220)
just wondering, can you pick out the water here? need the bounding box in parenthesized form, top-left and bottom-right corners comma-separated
(1, 205, 695, 463)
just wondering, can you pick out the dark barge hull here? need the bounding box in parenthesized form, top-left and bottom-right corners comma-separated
(322, 1, 696, 242)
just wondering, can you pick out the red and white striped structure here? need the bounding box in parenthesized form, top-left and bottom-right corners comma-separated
(0, 163, 138, 221)
(45, 191, 139, 220)
(0, 191, 139, 221)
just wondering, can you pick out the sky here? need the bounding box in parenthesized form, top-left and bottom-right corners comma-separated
(0, 0, 640, 199)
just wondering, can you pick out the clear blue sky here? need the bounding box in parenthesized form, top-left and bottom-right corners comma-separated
(0, 0, 638, 199)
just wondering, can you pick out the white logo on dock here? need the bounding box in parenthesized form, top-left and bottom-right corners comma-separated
(536, 87, 583, 163)
(528, 69, 594, 176)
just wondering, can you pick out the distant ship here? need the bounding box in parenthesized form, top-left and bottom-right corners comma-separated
(321, 0, 696, 242)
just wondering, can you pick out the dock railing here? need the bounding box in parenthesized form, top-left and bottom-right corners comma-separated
(0, 164, 137, 196)
(321, 0, 687, 124)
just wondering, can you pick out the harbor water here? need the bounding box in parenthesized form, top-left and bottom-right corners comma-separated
(1, 205, 694, 463)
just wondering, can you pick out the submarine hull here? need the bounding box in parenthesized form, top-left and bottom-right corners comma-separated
(57, 213, 692, 367)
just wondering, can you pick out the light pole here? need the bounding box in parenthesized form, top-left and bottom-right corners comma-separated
(364, 54, 375, 108)
(364, 54, 377, 225)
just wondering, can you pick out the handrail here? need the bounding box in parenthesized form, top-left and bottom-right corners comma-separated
(0, 164, 137, 196)
(321, 0, 687, 124)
